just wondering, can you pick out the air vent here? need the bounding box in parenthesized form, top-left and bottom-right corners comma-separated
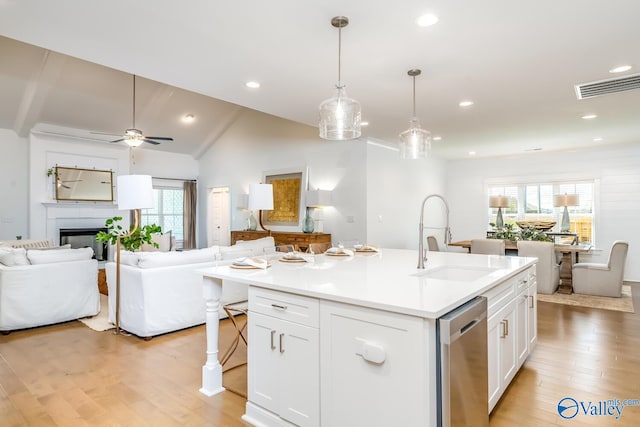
(575, 73, 640, 99)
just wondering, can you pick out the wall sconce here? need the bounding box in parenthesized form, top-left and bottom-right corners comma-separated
(553, 194, 579, 232)
(305, 190, 333, 233)
(489, 195, 510, 229)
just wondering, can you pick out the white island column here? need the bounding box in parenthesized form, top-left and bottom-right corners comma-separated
(200, 275, 225, 396)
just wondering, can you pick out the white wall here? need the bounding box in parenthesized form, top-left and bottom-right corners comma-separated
(197, 108, 368, 247)
(446, 143, 640, 281)
(0, 128, 29, 240)
(28, 130, 199, 243)
(366, 142, 448, 249)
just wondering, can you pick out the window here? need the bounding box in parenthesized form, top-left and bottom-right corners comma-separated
(141, 187, 184, 246)
(488, 180, 594, 243)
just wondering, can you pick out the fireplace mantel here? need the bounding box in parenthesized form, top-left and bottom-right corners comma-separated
(42, 202, 117, 208)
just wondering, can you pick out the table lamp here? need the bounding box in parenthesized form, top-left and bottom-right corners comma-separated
(115, 174, 154, 335)
(553, 194, 579, 232)
(489, 195, 510, 228)
(248, 183, 274, 232)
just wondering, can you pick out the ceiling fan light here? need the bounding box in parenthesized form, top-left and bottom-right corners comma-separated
(319, 85, 361, 140)
(399, 119, 431, 159)
(125, 137, 144, 148)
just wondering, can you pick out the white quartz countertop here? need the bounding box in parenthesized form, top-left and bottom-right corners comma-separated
(200, 248, 535, 319)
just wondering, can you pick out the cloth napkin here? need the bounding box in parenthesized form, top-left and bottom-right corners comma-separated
(325, 247, 355, 256)
(282, 252, 307, 261)
(354, 244, 379, 252)
(233, 257, 270, 269)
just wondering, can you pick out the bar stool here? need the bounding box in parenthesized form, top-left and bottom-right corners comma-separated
(220, 300, 249, 368)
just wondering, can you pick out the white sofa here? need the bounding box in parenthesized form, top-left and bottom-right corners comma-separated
(0, 245, 99, 333)
(105, 236, 276, 339)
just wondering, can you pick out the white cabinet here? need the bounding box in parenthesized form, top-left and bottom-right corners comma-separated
(485, 267, 535, 412)
(246, 288, 320, 427)
(527, 273, 538, 350)
(319, 301, 435, 427)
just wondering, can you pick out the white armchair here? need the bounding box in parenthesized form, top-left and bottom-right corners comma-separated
(517, 241, 560, 294)
(572, 241, 629, 297)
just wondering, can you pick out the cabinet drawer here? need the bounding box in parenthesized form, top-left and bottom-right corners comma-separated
(249, 287, 319, 328)
(514, 270, 530, 294)
(483, 279, 515, 318)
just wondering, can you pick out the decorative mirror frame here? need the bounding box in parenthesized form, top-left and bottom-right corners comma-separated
(55, 166, 114, 202)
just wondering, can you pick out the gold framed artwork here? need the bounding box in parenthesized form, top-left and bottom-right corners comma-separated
(263, 168, 307, 227)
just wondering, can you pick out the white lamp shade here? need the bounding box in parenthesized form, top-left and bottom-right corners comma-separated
(117, 175, 154, 210)
(125, 137, 144, 148)
(248, 184, 274, 210)
(489, 195, 510, 208)
(553, 194, 579, 207)
(306, 190, 333, 208)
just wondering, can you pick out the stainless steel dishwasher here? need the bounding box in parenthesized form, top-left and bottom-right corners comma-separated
(437, 296, 488, 427)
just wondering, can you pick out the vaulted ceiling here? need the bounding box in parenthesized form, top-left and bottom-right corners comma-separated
(1, 0, 639, 159)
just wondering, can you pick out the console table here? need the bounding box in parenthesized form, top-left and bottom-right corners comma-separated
(230, 230, 332, 252)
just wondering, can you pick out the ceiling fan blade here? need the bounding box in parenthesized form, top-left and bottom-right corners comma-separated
(143, 139, 161, 145)
(145, 136, 174, 141)
(110, 138, 125, 143)
(90, 131, 122, 137)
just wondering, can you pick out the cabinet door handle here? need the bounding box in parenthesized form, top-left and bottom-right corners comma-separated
(529, 295, 534, 309)
(271, 304, 288, 311)
(270, 330, 276, 350)
(279, 333, 285, 353)
(504, 319, 509, 336)
(500, 320, 507, 338)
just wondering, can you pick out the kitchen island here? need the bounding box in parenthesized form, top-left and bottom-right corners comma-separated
(200, 249, 537, 426)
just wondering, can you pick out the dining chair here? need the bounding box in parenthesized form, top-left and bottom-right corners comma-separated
(427, 235, 440, 252)
(572, 240, 628, 297)
(517, 241, 560, 294)
(470, 239, 505, 255)
(275, 244, 297, 253)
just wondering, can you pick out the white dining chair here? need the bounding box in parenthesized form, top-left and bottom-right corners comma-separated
(470, 239, 505, 255)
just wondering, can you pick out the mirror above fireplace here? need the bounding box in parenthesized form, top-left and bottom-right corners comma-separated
(55, 166, 114, 202)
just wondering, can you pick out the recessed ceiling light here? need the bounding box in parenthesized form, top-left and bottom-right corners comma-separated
(609, 65, 632, 73)
(593, 137, 603, 142)
(459, 100, 474, 107)
(582, 114, 597, 120)
(433, 136, 442, 141)
(361, 121, 369, 126)
(182, 114, 196, 123)
(468, 151, 476, 156)
(416, 13, 438, 27)
(245, 81, 260, 89)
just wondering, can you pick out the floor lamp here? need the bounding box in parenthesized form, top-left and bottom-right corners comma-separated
(114, 174, 154, 335)
(248, 183, 274, 232)
(553, 194, 579, 232)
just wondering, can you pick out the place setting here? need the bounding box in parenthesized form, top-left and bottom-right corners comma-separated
(230, 257, 271, 269)
(278, 251, 311, 263)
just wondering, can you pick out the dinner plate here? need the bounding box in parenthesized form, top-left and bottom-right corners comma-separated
(279, 257, 307, 263)
(325, 252, 351, 257)
(230, 263, 271, 269)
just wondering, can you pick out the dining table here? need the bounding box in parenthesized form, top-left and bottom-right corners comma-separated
(447, 240, 591, 294)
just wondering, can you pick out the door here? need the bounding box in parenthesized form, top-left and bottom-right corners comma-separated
(528, 281, 538, 350)
(207, 187, 230, 246)
(516, 288, 529, 368)
(248, 312, 280, 413)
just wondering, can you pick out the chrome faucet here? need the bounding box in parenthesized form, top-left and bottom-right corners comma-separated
(418, 194, 452, 269)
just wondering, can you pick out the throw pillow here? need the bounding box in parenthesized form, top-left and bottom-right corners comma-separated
(0, 247, 30, 266)
(27, 247, 94, 265)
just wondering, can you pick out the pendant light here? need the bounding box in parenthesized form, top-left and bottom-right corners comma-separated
(319, 16, 362, 140)
(399, 69, 431, 159)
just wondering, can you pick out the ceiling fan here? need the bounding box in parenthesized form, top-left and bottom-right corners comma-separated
(92, 74, 174, 147)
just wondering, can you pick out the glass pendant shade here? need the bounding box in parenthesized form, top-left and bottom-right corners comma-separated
(319, 16, 361, 141)
(399, 118, 431, 159)
(319, 85, 361, 140)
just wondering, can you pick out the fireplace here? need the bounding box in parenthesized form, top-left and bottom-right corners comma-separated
(60, 228, 108, 261)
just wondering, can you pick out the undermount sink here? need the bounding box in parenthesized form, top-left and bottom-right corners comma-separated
(412, 265, 498, 281)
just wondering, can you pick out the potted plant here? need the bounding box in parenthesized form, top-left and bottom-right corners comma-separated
(96, 216, 162, 251)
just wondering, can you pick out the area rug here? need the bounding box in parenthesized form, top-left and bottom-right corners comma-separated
(537, 285, 634, 313)
(78, 294, 115, 331)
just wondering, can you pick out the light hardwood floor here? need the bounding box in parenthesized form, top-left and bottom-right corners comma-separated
(1, 288, 639, 426)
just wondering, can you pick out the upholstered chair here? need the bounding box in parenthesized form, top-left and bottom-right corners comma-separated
(427, 236, 440, 252)
(517, 241, 560, 294)
(470, 239, 506, 255)
(572, 241, 629, 297)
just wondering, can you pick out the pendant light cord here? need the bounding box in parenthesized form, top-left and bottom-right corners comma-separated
(337, 26, 342, 87)
(132, 75, 136, 128)
(412, 75, 417, 119)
